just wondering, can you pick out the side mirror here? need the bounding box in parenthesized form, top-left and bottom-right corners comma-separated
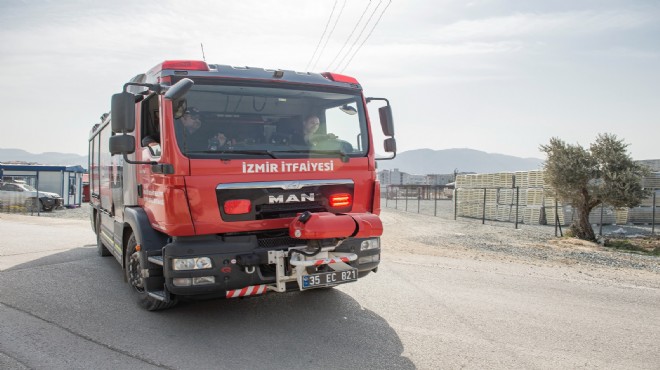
(109, 135, 135, 155)
(384, 137, 397, 153)
(111, 92, 136, 133)
(379, 106, 394, 137)
(164, 78, 194, 100)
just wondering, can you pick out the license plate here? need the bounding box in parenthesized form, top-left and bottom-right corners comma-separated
(302, 269, 358, 289)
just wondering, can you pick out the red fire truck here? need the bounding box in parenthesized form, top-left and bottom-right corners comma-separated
(89, 60, 396, 310)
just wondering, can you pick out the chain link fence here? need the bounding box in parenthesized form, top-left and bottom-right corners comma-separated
(382, 185, 659, 237)
(0, 176, 64, 216)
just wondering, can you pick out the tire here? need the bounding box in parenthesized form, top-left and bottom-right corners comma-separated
(41, 200, 53, 212)
(24, 199, 41, 212)
(96, 213, 111, 257)
(125, 233, 177, 311)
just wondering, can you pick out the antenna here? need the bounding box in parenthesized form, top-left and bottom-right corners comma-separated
(200, 43, 206, 62)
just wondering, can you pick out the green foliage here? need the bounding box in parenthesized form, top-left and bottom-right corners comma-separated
(540, 133, 651, 241)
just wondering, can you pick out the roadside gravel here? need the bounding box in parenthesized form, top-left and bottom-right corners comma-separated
(380, 207, 659, 291)
(4, 202, 658, 280)
(17, 203, 92, 220)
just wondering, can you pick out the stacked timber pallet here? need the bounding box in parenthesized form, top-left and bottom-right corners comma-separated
(456, 170, 660, 226)
(629, 173, 660, 224)
(455, 171, 552, 225)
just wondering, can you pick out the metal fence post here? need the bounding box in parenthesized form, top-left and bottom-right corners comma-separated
(454, 188, 458, 220)
(385, 185, 389, 208)
(417, 187, 421, 214)
(653, 191, 656, 235)
(405, 188, 408, 212)
(515, 186, 519, 229)
(599, 203, 604, 237)
(35, 174, 41, 216)
(395, 186, 398, 210)
(482, 188, 486, 224)
(434, 186, 438, 217)
(555, 198, 558, 237)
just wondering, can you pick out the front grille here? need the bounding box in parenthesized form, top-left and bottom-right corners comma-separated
(258, 236, 303, 248)
(216, 179, 353, 222)
(256, 202, 326, 219)
(257, 235, 338, 248)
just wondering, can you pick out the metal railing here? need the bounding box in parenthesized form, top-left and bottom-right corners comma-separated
(383, 185, 658, 237)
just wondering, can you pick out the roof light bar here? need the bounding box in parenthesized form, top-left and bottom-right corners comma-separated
(161, 60, 209, 71)
(321, 72, 359, 85)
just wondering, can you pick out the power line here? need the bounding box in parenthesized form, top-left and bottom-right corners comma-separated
(311, 0, 347, 70)
(326, 0, 373, 71)
(340, 0, 391, 73)
(305, 0, 339, 71)
(334, 0, 383, 73)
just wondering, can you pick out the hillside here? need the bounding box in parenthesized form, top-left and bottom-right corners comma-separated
(0, 148, 88, 167)
(377, 148, 544, 174)
(0, 147, 544, 174)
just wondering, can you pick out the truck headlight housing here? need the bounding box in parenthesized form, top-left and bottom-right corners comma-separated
(358, 255, 380, 264)
(173, 276, 215, 287)
(172, 257, 213, 271)
(360, 239, 380, 251)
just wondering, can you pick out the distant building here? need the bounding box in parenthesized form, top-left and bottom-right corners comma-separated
(0, 164, 86, 207)
(378, 168, 405, 185)
(379, 169, 461, 186)
(404, 173, 427, 185)
(638, 159, 660, 172)
(426, 173, 455, 186)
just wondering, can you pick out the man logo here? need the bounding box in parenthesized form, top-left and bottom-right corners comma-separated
(268, 193, 315, 204)
(284, 182, 302, 190)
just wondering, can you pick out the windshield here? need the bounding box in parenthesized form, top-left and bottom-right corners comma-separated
(170, 82, 368, 159)
(21, 184, 37, 191)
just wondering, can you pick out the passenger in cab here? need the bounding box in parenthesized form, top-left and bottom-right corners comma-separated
(208, 132, 232, 151)
(176, 107, 207, 152)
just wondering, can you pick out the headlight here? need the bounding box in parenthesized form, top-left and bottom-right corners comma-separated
(172, 257, 213, 271)
(360, 239, 380, 251)
(192, 276, 215, 285)
(172, 276, 215, 287)
(358, 255, 380, 264)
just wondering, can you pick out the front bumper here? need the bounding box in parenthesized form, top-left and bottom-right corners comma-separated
(39, 196, 63, 209)
(155, 234, 380, 296)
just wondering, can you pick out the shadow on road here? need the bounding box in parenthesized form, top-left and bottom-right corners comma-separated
(1, 246, 415, 369)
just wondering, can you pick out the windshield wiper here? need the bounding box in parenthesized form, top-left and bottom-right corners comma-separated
(186, 150, 278, 159)
(274, 149, 349, 163)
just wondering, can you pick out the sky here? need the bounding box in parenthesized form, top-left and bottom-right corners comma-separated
(0, 0, 658, 160)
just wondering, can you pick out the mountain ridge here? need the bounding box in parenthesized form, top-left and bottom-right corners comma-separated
(0, 147, 545, 174)
(377, 148, 544, 174)
(0, 148, 88, 167)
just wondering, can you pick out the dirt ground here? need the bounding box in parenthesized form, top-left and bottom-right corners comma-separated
(379, 207, 659, 289)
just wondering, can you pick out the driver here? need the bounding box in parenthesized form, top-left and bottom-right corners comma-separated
(293, 115, 321, 146)
(176, 107, 207, 152)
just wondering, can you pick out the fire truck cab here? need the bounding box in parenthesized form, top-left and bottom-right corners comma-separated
(89, 60, 395, 310)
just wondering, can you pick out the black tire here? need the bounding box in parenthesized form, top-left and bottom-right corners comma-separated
(41, 200, 53, 212)
(24, 199, 41, 212)
(125, 233, 177, 311)
(96, 213, 111, 257)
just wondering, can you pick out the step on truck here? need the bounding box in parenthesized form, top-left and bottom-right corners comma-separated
(89, 60, 396, 310)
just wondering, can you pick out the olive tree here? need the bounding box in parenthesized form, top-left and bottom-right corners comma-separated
(540, 133, 650, 241)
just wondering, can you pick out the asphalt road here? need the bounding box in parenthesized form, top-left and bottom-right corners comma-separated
(0, 210, 658, 369)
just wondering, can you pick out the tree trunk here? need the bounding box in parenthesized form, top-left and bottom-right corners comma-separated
(570, 205, 596, 241)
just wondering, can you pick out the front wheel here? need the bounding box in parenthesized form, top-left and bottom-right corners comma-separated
(125, 233, 177, 311)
